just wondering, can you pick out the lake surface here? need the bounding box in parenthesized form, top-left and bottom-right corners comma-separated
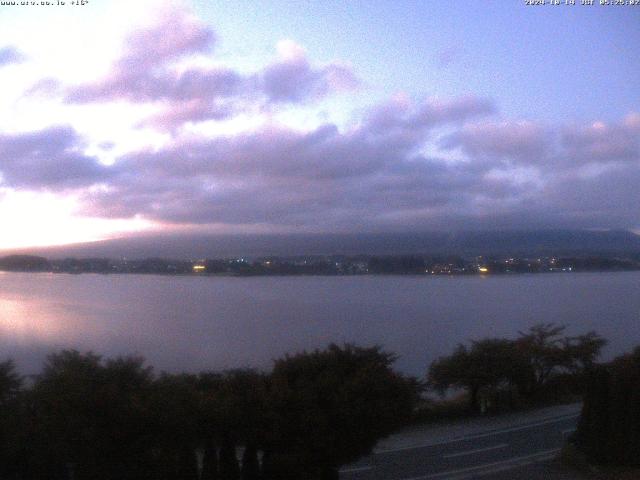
(0, 271, 638, 377)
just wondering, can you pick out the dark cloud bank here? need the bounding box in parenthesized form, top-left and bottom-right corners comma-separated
(18, 230, 640, 260)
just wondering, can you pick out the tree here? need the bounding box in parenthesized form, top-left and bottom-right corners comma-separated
(149, 373, 201, 480)
(516, 323, 568, 392)
(575, 346, 640, 466)
(0, 359, 21, 404)
(428, 344, 475, 404)
(94, 356, 156, 479)
(0, 359, 22, 478)
(240, 444, 260, 480)
(265, 344, 421, 479)
(428, 339, 528, 411)
(427, 326, 606, 410)
(26, 350, 105, 479)
(562, 331, 607, 374)
(195, 369, 268, 480)
(23, 350, 158, 480)
(516, 324, 606, 396)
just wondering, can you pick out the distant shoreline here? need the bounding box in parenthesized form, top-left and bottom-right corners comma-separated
(1, 270, 639, 280)
(1, 253, 638, 277)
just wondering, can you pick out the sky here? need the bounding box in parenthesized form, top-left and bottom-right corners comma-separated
(0, 0, 638, 250)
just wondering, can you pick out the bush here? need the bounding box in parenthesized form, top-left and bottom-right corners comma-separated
(427, 324, 606, 413)
(575, 347, 640, 466)
(0, 345, 421, 480)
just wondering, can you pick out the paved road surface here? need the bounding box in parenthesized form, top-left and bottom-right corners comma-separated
(340, 404, 581, 480)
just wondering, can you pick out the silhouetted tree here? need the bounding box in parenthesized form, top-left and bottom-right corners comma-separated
(265, 344, 421, 479)
(575, 346, 640, 466)
(150, 373, 200, 479)
(0, 359, 21, 404)
(22, 351, 157, 480)
(198, 369, 267, 480)
(0, 359, 23, 478)
(516, 323, 568, 392)
(428, 339, 527, 411)
(562, 331, 607, 374)
(240, 443, 260, 480)
(201, 440, 219, 480)
(516, 323, 606, 396)
(218, 436, 240, 480)
(429, 325, 606, 409)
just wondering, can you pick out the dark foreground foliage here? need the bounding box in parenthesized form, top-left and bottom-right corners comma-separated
(0, 345, 420, 480)
(427, 323, 606, 413)
(574, 347, 640, 467)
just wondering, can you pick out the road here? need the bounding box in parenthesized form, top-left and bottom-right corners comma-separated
(340, 404, 581, 480)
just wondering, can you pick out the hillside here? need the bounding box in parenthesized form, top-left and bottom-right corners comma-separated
(5, 229, 640, 260)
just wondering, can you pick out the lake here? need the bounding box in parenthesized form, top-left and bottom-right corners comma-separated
(0, 271, 638, 377)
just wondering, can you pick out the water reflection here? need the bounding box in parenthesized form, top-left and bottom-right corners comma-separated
(0, 271, 638, 377)
(0, 296, 102, 344)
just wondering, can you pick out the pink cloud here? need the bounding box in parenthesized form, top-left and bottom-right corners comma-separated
(260, 40, 359, 103)
(562, 119, 639, 163)
(442, 120, 547, 163)
(63, 19, 358, 130)
(66, 7, 215, 103)
(365, 95, 495, 136)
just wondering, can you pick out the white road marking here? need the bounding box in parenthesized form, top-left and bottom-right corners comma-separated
(339, 465, 373, 473)
(400, 448, 560, 480)
(443, 443, 508, 459)
(561, 428, 575, 435)
(376, 413, 579, 454)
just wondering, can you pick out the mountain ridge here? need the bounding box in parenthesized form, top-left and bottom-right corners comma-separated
(5, 229, 640, 260)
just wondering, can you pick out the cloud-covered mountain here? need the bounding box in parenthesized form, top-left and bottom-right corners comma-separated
(0, 2, 638, 250)
(12, 230, 640, 260)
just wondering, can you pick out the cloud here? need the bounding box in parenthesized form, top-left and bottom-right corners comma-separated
(62, 15, 358, 130)
(442, 120, 548, 164)
(142, 97, 236, 131)
(73, 96, 520, 229)
(443, 114, 640, 171)
(0, 126, 112, 189)
(71, 105, 639, 232)
(5, 61, 640, 235)
(260, 40, 359, 103)
(2, 103, 639, 232)
(410, 96, 496, 127)
(364, 95, 495, 135)
(561, 119, 639, 164)
(4, 0, 638, 234)
(539, 162, 640, 229)
(0, 46, 24, 67)
(65, 7, 216, 104)
(623, 112, 640, 131)
(24, 77, 63, 98)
